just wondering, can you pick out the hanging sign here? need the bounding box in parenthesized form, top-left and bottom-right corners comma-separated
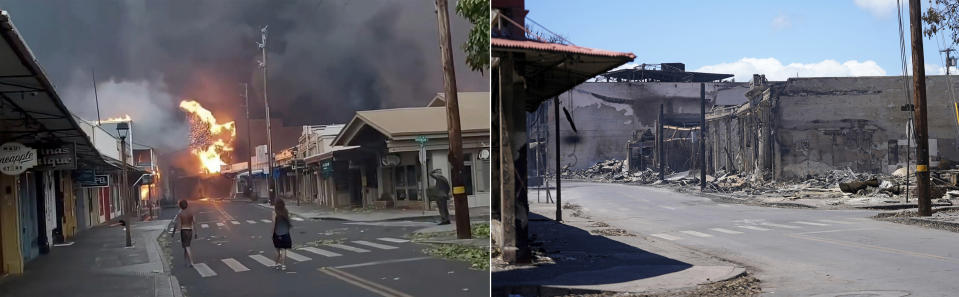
(0, 142, 37, 175)
(80, 175, 110, 188)
(36, 142, 76, 171)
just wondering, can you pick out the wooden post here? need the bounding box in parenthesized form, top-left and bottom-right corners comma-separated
(434, 0, 471, 238)
(658, 104, 664, 181)
(498, 56, 518, 262)
(700, 83, 706, 191)
(554, 97, 562, 222)
(909, 0, 932, 216)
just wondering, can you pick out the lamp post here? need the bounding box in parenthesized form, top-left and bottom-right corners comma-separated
(117, 122, 132, 247)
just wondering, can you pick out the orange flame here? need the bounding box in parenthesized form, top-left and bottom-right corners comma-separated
(140, 186, 149, 200)
(102, 114, 132, 123)
(178, 100, 235, 174)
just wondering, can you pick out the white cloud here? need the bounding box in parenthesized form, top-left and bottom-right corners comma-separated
(694, 57, 887, 82)
(854, 0, 901, 18)
(771, 14, 791, 30)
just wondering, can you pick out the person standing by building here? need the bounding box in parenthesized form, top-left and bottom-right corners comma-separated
(428, 169, 451, 225)
(272, 199, 293, 270)
(171, 200, 197, 267)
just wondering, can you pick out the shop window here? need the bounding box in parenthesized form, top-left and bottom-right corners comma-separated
(393, 165, 420, 201)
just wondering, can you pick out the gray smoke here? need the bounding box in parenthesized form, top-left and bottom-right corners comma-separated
(0, 0, 488, 154)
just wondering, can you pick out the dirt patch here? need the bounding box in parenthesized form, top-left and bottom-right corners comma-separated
(563, 203, 588, 218)
(588, 222, 610, 228)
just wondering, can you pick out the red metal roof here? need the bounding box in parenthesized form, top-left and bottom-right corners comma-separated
(492, 38, 636, 59)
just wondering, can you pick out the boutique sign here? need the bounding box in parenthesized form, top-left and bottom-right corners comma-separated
(36, 143, 76, 171)
(0, 142, 37, 175)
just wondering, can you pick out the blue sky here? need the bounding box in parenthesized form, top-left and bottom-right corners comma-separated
(526, 0, 955, 81)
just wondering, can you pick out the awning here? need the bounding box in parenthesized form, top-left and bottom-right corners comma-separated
(492, 37, 635, 111)
(0, 11, 108, 169)
(304, 146, 361, 164)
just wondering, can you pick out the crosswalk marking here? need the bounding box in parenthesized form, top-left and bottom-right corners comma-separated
(260, 219, 272, 223)
(761, 222, 801, 229)
(659, 206, 677, 210)
(231, 221, 241, 225)
(353, 240, 398, 250)
(328, 243, 370, 253)
(292, 217, 304, 221)
(193, 263, 217, 277)
(377, 237, 410, 243)
(221, 258, 250, 272)
(249, 254, 278, 267)
(201, 224, 210, 229)
(284, 251, 312, 262)
(737, 225, 771, 231)
(246, 220, 257, 224)
(717, 204, 732, 208)
(299, 247, 342, 257)
(680, 230, 713, 238)
(710, 228, 743, 234)
(818, 219, 855, 225)
(216, 222, 225, 227)
(793, 221, 828, 226)
(650, 233, 682, 241)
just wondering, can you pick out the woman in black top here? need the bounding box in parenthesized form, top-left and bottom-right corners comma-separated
(272, 199, 293, 270)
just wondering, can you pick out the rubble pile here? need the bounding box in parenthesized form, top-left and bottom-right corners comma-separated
(562, 159, 664, 184)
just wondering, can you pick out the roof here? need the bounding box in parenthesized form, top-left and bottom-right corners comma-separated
(0, 11, 111, 169)
(492, 38, 635, 111)
(333, 92, 490, 146)
(601, 68, 733, 83)
(491, 38, 636, 59)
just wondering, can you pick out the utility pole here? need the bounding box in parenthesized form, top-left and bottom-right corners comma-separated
(242, 83, 254, 200)
(258, 25, 276, 205)
(909, 0, 932, 216)
(434, 0, 471, 239)
(700, 83, 706, 192)
(942, 48, 955, 75)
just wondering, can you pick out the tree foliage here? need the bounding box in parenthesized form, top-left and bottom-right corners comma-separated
(455, 0, 490, 73)
(923, 0, 959, 43)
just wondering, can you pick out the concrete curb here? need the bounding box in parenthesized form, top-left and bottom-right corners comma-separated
(149, 220, 185, 297)
(876, 216, 959, 233)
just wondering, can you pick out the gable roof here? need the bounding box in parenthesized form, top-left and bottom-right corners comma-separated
(333, 92, 490, 146)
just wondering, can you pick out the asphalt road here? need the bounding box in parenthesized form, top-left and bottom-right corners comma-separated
(551, 182, 959, 297)
(160, 199, 488, 297)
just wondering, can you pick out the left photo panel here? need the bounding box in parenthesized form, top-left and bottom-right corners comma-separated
(0, 1, 492, 297)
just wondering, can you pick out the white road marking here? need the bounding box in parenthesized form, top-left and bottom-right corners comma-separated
(761, 222, 801, 229)
(818, 219, 856, 225)
(260, 219, 272, 223)
(793, 221, 829, 226)
(737, 225, 771, 231)
(377, 237, 410, 243)
(221, 258, 250, 272)
(710, 228, 743, 234)
(680, 230, 713, 238)
(246, 220, 256, 224)
(284, 251, 312, 262)
(717, 204, 732, 208)
(353, 240, 398, 250)
(334, 256, 433, 269)
(216, 222, 225, 227)
(327, 243, 370, 253)
(659, 206, 677, 210)
(193, 263, 217, 277)
(299, 247, 342, 257)
(231, 221, 241, 225)
(200, 224, 209, 229)
(650, 233, 682, 241)
(292, 217, 304, 221)
(248, 254, 278, 267)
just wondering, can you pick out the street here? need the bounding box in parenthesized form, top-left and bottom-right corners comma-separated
(161, 200, 488, 297)
(551, 182, 959, 296)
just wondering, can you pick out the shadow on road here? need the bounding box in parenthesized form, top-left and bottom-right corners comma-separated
(493, 212, 693, 290)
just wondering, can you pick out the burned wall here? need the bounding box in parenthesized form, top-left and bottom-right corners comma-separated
(707, 76, 959, 180)
(537, 82, 749, 171)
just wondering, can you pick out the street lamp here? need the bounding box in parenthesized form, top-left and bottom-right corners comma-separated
(116, 122, 132, 247)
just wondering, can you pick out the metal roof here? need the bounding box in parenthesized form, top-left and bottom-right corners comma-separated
(0, 11, 114, 170)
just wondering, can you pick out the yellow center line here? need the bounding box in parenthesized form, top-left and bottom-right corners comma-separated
(789, 233, 959, 264)
(319, 267, 413, 297)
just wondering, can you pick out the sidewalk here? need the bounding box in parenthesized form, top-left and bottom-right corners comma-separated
(256, 201, 491, 222)
(0, 219, 181, 297)
(491, 202, 746, 296)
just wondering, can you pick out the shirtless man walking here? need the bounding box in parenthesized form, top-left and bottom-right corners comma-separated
(171, 200, 197, 267)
